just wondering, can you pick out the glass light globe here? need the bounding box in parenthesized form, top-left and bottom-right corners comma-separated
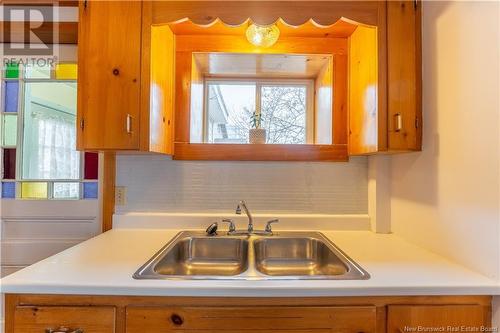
(246, 24, 280, 48)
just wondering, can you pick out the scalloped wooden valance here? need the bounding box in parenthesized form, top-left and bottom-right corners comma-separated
(151, 1, 382, 27)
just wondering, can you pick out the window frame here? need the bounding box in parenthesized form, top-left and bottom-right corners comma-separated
(1, 63, 96, 200)
(202, 77, 315, 144)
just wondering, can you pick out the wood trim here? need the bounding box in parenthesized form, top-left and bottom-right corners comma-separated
(0, 21, 78, 44)
(377, 0, 388, 152)
(7, 294, 493, 308)
(101, 152, 115, 232)
(174, 143, 348, 161)
(175, 35, 347, 55)
(151, 1, 380, 27)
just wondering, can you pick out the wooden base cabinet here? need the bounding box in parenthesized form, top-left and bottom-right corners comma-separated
(5, 295, 491, 333)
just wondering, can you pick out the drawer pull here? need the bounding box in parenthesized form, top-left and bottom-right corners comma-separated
(170, 313, 183, 326)
(45, 327, 83, 333)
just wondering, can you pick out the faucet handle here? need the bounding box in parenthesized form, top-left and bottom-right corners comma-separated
(265, 219, 279, 233)
(221, 218, 236, 233)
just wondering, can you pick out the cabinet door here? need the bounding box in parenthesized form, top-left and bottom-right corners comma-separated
(387, 0, 422, 151)
(126, 306, 377, 332)
(387, 305, 489, 332)
(77, 0, 142, 150)
(13, 306, 115, 333)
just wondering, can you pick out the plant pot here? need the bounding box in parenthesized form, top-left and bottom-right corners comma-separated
(249, 128, 266, 144)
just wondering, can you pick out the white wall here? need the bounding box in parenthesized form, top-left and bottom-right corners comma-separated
(390, 1, 500, 280)
(116, 155, 368, 215)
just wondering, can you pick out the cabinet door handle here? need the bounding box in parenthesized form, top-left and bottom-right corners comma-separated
(126, 114, 133, 134)
(394, 113, 402, 132)
(46, 327, 83, 333)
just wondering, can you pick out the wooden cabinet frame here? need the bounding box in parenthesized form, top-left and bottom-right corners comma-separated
(4, 294, 491, 333)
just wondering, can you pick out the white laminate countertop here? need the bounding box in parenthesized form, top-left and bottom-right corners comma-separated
(0, 228, 498, 297)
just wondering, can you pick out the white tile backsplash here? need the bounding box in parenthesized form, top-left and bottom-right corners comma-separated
(116, 155, 368, 214)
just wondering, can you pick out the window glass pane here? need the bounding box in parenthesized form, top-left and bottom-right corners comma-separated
(25, 64, 51, 79)
(84, 152, 99, 179)
(22, 82, 80, 180)
(206, 83, 256, 144)
(3, 148, 16, 179)
(55, 63, 77, 80)
(260, 85, 307, 144)
(21, 182, 47, 199)
(83, 182, 98, 199)
(3, 114, 17, 146)
(5, 61, 19, 79)
(53, 182, 80, 199)
(1, 182, 15, 198)
(4, 81, 19, 113)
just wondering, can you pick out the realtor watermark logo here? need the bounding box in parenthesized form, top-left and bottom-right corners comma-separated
(1, 4, 59, 66)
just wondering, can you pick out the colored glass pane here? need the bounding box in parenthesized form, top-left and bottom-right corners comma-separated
(5, 62, 19, 79)
(84, 152, 98, 179)
(25, 65, 51, 79)
(4, 81, 19, 112)
(55, 63, 77, 80)
(3, 115, 17, 146)
(1, 182, 15, 198)
(21, 182, 48, 199)
(53, 182, 80, 199)
(3, 148, 16, 179)
(83, 182, 98, 199)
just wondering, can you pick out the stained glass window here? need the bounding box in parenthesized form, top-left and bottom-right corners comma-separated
(1, 62, 98, 200)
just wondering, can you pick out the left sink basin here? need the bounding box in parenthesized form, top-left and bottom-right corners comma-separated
(134, 232, 249, 279)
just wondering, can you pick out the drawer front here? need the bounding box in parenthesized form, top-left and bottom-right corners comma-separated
(126, 306, 377, 332)
(14, 306, 115, 333)
(387, 305, 489, 332)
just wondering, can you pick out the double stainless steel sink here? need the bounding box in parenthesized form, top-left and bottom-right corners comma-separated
(134, 231, 369, 280)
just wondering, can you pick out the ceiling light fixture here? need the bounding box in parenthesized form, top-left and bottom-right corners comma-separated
(246, 23, 280, 48)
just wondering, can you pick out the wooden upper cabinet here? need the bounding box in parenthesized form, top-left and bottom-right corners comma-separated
(387, 0, 422, 151)
(349, 0, 422, 155)
(76, 0, 421, 157)
(77, 1, 174, 153)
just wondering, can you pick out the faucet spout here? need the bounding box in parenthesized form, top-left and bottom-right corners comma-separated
(236, 200, 253, 233)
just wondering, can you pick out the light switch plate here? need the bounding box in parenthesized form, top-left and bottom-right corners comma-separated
(115, 186, 127, 206)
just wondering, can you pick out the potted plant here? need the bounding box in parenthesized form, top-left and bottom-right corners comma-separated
(249, 112, 266, 144)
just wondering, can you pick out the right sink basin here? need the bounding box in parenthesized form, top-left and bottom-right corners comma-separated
(253, 237, 349, 276)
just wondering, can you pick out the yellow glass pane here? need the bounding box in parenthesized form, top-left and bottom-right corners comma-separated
(55, 63, 77, 80)
(21, 182, 48, 199)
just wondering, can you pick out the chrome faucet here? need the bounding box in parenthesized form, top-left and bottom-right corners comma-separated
(236, 200, 254, 233)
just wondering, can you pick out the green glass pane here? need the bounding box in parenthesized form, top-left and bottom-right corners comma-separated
(3, 115, 17, 146)
(5, 62, 19, 79)
(25, 65, 51, 79)
(21, 182, 47, 199)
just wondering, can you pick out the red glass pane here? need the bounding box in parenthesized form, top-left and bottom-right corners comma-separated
(3, 148, 16, 179)
(84, 152, 98, 179)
